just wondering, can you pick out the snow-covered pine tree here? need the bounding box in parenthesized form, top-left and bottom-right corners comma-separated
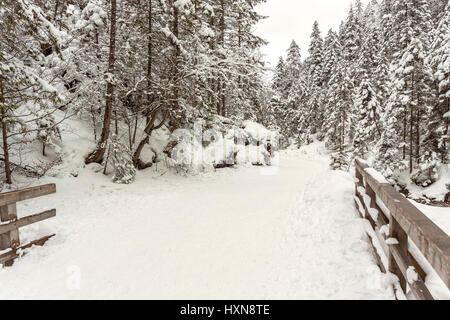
(284, 40, 302, 99)
(352, 79, 382, 159)
(304, 21, 325, 137)
(341, 5, 362, 89)
(110, 134, 136, 184)
(272, 57, 286, 92)
(0, 0, 63, 184)
(352, 2, 383, 159)
(324, 59, 352, 170)
(308, 21, 324, 89)
(322, 29, 339, 88)
(287, 76, 309, 147)
(417, 3, 450, 185)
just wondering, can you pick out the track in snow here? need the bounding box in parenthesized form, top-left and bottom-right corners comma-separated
(0, 145, 395, 299)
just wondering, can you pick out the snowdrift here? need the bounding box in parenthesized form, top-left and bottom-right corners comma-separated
(164, 117, 279, 174)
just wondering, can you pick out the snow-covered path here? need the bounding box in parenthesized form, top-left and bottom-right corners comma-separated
(0, 145, 395, 299)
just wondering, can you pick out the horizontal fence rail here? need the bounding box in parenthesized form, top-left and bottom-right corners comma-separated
(354, 159, 450, 300)
(0, 184, 56, 267)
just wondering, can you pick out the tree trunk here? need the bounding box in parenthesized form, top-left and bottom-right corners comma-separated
(410, 104, 414, 173)
(0, 77, 11, 184)
(172, 1, 180, 113)
(85, 0, 117, 165)
(341, 107, 345, 153)
(53, 0, 60, 21)
(132, 108, 167, 169)
(403, 106, 406, 160)
(147, 0, 153, 108)
(220, 0, 226, 117)
(416, 97, 421, 164)
(410, 73, 415, 173)
(237, 10, 242, 89)
(53, 0, 61, 30)
(1, 111, 11, 185)
(445, 98, 449, 162)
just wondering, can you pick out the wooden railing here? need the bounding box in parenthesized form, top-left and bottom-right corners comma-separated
(0, 184, 56, 267)
(354, 159, 450, 300)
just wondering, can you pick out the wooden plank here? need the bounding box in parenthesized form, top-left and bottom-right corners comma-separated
(0, 209, 56, 235)
(408, 251, 427, 282)
(0, 234, 55, 266)
(0, 184, 56, 206)
(0, 203, 18, 221)
(390, 244, 434, 300)
(366, 230, 387, 273)
(356, 188, 389, 229)
(355, 159, 450, 289)
(0, 203, 19, 250)
(388, 216, 408, 292)
(374, 227, 389, 258)
(355, 192, 367, 220)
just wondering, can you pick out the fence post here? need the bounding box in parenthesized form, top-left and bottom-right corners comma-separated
(0, 203, 20, 266)
(388, 216, 408, 293)
(355, 166, 364, 218)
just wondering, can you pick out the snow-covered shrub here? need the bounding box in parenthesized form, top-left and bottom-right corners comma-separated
(162, 117, 278, 174)
(110, 135, 136, 184)
(411, 151, 440, 187)
(241, 120, 278, 165)
(75, 1, 107, 37)
(330, 151, 349, 171)
(295, 129, 313, 148)
(36, 111, 62, 156)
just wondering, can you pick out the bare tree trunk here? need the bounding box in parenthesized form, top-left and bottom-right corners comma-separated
(85, 0, 117, 165)
(53, 0, 61, 30)
(416, 97, 421, 164)
(237, 10, 242, 89)
(220, 0, 226, 117)
(53, 0, 60, 21)
(171, 0, 180, 116)
(114, 110, 118, 135)
(340, 107, 345, 153)
(131, 0, 163, 169)
(132, 116, 138, 145)
(409, 74, 415, 173)
(403, 107, 406, 160)
(410, 105, 414, 173)
(132, 108, 167, 169)
(1, 111, 11, 185)
(147, 0, 153, 108)
(208, 15, 216, 111)
(0, 77, 11, 184)
(445, 98, 449, 162)
(90, 106, 97, 141)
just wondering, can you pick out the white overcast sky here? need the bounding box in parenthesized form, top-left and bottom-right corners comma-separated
(255, 0, 371, 69)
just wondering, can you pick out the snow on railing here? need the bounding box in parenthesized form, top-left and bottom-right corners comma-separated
(354, 158, 450, 300)
(0, 184, 56, 266)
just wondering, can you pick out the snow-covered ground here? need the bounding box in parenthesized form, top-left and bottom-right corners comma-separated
(0, 142, 398, 299)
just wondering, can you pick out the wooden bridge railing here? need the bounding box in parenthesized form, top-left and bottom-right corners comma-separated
(354, 159, 450, 300)
(0, 184, 56, 267)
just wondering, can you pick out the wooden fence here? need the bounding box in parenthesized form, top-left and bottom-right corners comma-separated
(354, 159, 450, 300)
(0, 184, 56, 267)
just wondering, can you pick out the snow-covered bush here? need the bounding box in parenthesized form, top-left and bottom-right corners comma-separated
(330, 151, 349, 171)
(163, 117, 278, 174)
(110, 135, 136, 184)
(411, 152, 440, 187)
(36, 111, 62, 157)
